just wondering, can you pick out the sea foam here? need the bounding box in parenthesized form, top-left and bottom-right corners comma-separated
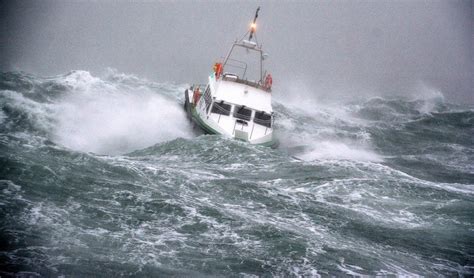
(50, 71, 193, 154)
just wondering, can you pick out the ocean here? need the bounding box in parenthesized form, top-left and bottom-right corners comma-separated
(1, 70, 473, 276)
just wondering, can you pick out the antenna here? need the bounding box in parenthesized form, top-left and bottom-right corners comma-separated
(248, 7, 260, 41)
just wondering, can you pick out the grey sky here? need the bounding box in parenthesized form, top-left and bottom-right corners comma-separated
(1, 0, 472, 103)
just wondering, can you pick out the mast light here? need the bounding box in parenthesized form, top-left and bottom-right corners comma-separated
(250, 22, 257, 32)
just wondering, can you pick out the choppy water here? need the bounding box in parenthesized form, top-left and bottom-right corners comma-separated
(1, 70, 473, 276)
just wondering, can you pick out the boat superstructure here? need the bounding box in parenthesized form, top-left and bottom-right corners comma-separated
(184, 7, 276, 147)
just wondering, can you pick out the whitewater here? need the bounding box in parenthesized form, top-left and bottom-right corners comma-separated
(1, 70, 473, 276)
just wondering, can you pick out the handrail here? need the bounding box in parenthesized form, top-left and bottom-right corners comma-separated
(223, 58, 248, 78)
(225, 58, 247, 70)
(222, 76, 270, 92)
(223, 43, 264, 82)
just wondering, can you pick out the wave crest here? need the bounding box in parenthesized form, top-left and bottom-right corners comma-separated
(1, 70, 193, 154)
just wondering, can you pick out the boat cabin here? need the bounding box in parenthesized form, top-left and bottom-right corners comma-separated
(186, 7, 276, 146)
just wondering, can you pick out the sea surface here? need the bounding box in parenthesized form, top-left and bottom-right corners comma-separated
(1, 70, 473, 276)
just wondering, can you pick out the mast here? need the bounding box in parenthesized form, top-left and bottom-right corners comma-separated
(248, 7, 260, 41)
(222, 7, 265, 82)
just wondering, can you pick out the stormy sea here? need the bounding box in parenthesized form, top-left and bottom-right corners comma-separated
(1, 70, 473, 277)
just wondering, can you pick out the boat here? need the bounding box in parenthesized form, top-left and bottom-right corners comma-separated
(184, 7, 277, 147)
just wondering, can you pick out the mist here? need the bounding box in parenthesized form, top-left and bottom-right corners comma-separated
(1, 0, 472, 103)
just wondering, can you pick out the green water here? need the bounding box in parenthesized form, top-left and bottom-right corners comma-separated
(1, 70, 473, 276)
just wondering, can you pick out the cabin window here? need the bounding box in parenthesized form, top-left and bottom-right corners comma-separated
(204, 86, 212, 113)
(234, 106, 252, 121)
(211, 101, 231, 116)
(254, 111, 272, 128)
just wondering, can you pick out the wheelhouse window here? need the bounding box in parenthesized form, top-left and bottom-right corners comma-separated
(254, 111, 272, 128)
(233, 106, 252, 121)
(211, 101, 232, 116)
(203, 86, 212, 113)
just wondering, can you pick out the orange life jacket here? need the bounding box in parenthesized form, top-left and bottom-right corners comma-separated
(264, 74, 273, 90)
(213, 63, 223, 79)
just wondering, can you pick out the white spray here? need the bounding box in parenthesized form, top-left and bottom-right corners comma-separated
(51, 71, 193, 155)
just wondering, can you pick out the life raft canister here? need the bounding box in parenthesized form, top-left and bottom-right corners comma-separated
(213, 63, 223, 79)
(264, 73, 273, 90)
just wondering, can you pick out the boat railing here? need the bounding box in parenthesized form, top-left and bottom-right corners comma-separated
(223, 58, 248, 78)
(223, 42, 264, 82)
(222, 74, 270, 92)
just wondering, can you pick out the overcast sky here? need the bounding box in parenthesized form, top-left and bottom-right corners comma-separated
(1, 0, 472, 103)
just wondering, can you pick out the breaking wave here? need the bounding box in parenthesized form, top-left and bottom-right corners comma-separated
(0, 69, 192, 154)
(1, 70, 473, 276)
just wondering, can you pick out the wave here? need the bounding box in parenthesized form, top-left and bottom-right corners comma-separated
(1, 70, 473, 276)
(1, 69, 472, 167)
(1, 70, 193, 154)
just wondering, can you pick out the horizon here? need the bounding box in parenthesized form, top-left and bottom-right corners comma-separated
(1, 0, 472, 104)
